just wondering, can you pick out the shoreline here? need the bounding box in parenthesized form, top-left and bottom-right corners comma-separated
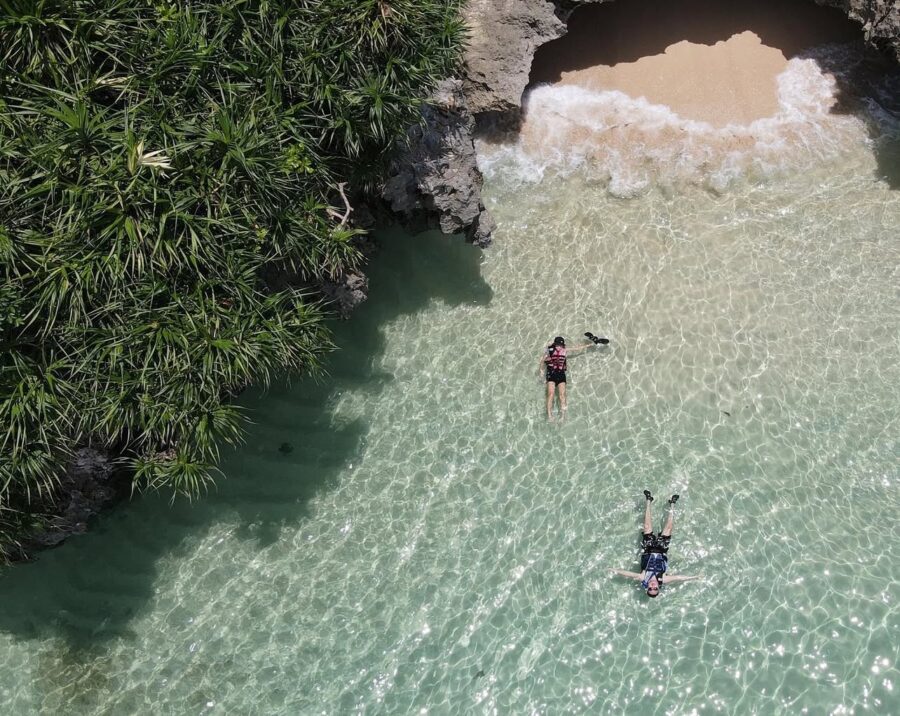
(529, 0, 861, 127)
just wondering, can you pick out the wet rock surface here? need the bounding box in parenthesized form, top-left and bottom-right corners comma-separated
(383, 79, 495, 247)
(320, 269, 371, 319)
(17, 448, 121, 557)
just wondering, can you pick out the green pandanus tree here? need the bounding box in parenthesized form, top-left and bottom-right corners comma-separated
(0, 0, 465, 558)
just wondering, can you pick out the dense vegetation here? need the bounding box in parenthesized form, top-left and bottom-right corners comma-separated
(0, 0, 464, 558)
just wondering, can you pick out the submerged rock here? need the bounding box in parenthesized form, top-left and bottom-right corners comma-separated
(19, 448, 121, 555)
(320, 269, 370, 319)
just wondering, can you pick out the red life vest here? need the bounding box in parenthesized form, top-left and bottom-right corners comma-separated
(547, 346, 567, 372)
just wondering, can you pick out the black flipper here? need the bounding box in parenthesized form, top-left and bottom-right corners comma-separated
(585, 332, 610, 345)
(643, 490, 653, 502)
(668, 494, 680, 505)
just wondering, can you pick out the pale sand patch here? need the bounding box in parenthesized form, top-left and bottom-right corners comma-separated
(527, 0, 860, 128)
(555, 31, 788, 127)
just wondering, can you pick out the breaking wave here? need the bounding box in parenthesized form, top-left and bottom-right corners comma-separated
(477, 44, 898, 196)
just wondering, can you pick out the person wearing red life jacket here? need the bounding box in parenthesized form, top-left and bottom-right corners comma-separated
(538, 335, 595, 421)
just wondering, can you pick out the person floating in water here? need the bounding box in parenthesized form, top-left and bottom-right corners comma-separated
(539, 335, 596, 421)
(611, 491, 700, 597)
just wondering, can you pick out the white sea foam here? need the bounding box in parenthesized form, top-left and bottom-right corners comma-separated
(477, 45, 890, 195)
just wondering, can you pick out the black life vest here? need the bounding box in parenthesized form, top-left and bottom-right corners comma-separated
(641, 552, 668, 588)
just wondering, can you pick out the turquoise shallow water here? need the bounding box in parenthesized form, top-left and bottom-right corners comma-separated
(1, 50, 900, 715)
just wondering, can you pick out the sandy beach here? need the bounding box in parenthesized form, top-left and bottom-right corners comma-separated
(529, 0, 859, 127)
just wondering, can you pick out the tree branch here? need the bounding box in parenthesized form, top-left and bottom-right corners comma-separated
(325, 182, 353, 227)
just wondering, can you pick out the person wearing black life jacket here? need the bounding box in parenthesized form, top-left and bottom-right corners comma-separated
(538, 335, 595, 421)
(611, 491, 700, 597)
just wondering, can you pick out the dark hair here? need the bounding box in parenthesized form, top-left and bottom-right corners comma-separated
(646, 588, 659, 598)
(553, 336, 565, 346)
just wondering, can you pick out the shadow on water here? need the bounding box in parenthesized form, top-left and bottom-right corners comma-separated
(0, 228, 492, 659)
(529, 0, 900, 188)
(810, 47, 900, 188)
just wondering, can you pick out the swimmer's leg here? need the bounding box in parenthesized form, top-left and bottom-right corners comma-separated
(545, 381, 556, 420)
(643, 494, 654, 535)
(660, 498, 676, 538)
(558, 382, 568, 418)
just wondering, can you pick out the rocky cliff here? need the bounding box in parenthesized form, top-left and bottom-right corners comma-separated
(828, 0, 900, 58)
(9, 448, 121, 561)
(382, 79, 496, 247)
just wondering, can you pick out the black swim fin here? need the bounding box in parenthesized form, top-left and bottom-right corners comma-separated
(668, 494, 680, 505)
(585, 332, 610, 345)
(643, 490, 653, 502)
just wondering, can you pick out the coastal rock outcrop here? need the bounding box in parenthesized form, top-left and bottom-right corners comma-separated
(382, 79, 495, 247)
(320, 269, 370, 318)
(462, 0, 567, 116)
(18, 448, 120, 556)
(825, 0, 900, 59)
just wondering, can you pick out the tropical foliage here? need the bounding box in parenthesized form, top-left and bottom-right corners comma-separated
(0, 0, 464, 557)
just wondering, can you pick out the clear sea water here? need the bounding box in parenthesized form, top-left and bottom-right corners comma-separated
(1, 44, 898, 715)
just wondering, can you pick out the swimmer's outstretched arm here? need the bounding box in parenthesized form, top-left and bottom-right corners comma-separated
(566, 342, 595, 356)
(662, 575, 702, 583)
(609, 569, 643, 580)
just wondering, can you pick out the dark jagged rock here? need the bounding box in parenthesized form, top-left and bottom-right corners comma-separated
(824, 0, 900, 60)
(383, 79, 496, 246)
(18, 448, 121, 556)
(318, 229, 380, 318)
(319, 269, 370, 319)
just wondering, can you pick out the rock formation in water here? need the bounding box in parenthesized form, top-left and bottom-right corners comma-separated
(832, 0, 900, 57)
(320, 269, 371, 318)
(383, 79, 496, 247)
(13, 448, 120, 559)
